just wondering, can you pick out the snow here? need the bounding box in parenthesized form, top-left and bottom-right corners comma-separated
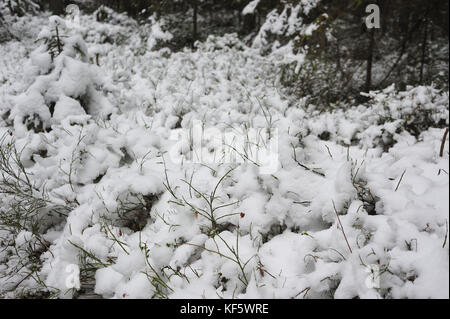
(242, 0, 260, 15)
(53, 96, 86, 121)
(0, 8, 448, 300)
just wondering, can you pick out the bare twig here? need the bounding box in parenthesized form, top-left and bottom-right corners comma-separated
(395, 170, 406, 192)
(332, 201, 352, 254)
(440, 128, 449, 157)
(291, 144, 325, 177)
(443, 220, 448, 249)
(294, 287, 311, 299)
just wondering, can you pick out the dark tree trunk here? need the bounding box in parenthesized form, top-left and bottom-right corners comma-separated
(242, 13, 256, 33)
(49, 0, 64, 15)
(193, 0, 198, 42)
(419, 8, 429, 84)
(365, 28, 375, 92)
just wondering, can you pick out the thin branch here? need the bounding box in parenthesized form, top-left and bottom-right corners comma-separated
(332, 201, 352, 254)
(440, 128, 449, 157)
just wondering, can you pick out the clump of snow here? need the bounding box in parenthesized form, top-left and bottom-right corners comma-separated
(147, 15, 173, 51)
(242, 0, 261, 15)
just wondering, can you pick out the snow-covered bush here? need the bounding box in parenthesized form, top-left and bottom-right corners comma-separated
(195, 33, 245, 52)
(303, 85, 449, 151)
(252, 0, 322, 53)
(146, 15, 173, 51)
(362, 85, 449, 137)
(251, 0, 324, 74)
(5, 15, 113, 135)
(1, 0, 39, 17)
(0, 0, 39, 42)
(0, 132, 72, 297)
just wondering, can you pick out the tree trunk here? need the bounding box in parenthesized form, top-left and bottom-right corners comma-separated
(49, 0, 64, 15)
(192, 0, 198, 42)
(419, 9, 429, 84)
(365, 28, 375, 92)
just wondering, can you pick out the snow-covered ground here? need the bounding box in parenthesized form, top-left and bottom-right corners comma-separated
(0, 11, 448, 299)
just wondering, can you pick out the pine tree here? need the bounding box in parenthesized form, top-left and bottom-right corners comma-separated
(8, 15, 113, 135)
